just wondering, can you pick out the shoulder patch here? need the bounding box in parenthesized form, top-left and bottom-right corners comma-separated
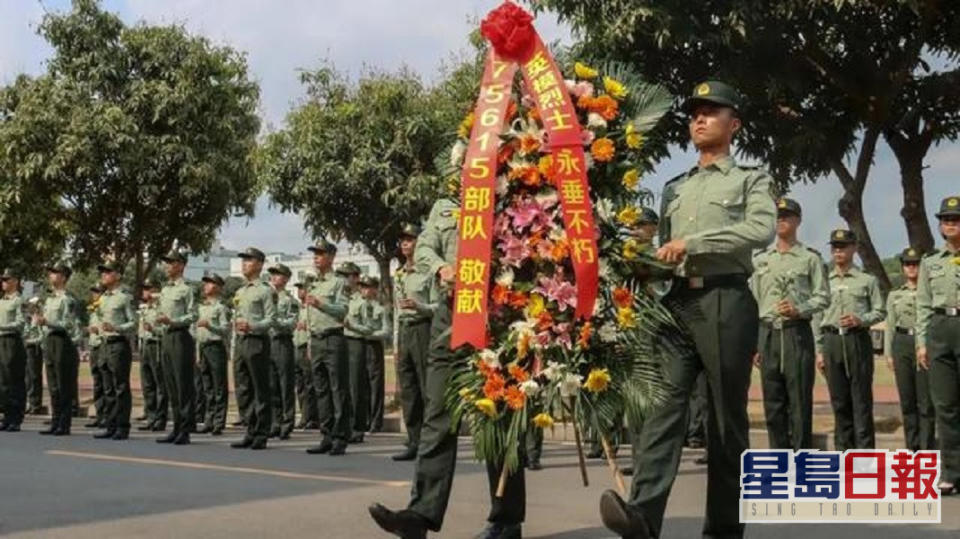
(923, 249, 940, 259)
(805, 246, 821, 257)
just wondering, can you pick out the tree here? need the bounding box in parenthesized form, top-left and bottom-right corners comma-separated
(0, 0, 261, 291)
(536, 0, 960, 291)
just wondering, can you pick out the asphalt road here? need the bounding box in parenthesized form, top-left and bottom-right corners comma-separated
(0, 417, 957, 538)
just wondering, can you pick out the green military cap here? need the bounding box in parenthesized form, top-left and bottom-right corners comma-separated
(0, 268, 19, 281)
(638, 207, 659, 225)
(96, 259, 123, 274)
(160, 250, 188, 264)
(828, 229, 857, 245)
(898, 247, 922, 264)
(237, 246, 266, 262)
(201, 272, 226, 287)
(46, 261, 73, 278)
(267, 263, 292, 278)
(776, 197, 802, 217)
(400, 223, 422, 239)
(359, 275, 379, 288)
(935, 195, 960, 219)
(336, 261, 361, 276)
(142, 277, 160, 290)
(307, 239, 338, 255)
(682, 80, 743, 114)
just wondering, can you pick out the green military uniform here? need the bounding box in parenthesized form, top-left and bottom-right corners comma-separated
(138, 281, 167, 431)
(294, 278, 319, 429)
(818, 230, 885, 451)
(86, 289, 106, 427)
(406, 198, 527, 531)
(268, 264, 299, 439)
(885, 248, 934, 451)
(232, 248, 277, 448)
(94, 266, 137, 437)
(363, 280, 389, 433)
(197, 274, 230, 434)
(40, 262, 80, 435)
(304, 241, 351, 454)
(24, 309, 44, 414)
(345, 289, 372, 440)
(0, 269, 27, 430)
(750, 198, 830, 450)
(156, 251, 198, 442)
(610, 81, 776, 539)
(917, 196, 960, 485)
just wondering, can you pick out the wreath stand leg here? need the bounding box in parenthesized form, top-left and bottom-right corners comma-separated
(496, 462, 510, 498)
(602, 436, 627, 495)
(571, 413, 590, 488)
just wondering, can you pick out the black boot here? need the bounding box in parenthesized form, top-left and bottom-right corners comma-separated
(474, 522, 522, 539)
(156, 431, 178, 444)
(93, 429, 117, 439)
(391, 447, 417, 461)
(231, 436, 254, 449)
(368, 504, 429, 539)
(599, 490, 651, 539)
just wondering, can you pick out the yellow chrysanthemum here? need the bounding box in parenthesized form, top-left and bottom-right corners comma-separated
(475, 398, 497, 418)
(953, 256, 960, 266)
(617, 307, 636, 329)
(537, 155, 554, 176)
(526, 293, 546, 318)
(617, 206, 639, 226)
(459, 387, 474, 401)
(603, 76, 628, 100)
(625, 123, 645, 150)
(574, 62, 598, 80)
(583, 368, 612, 393)
(622, 169, 639, 190)
(622, 238, 639, 260)
(457, 112, 475, 139)
(532, 413, 555, 429)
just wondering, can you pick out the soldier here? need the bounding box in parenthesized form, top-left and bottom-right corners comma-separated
(599, 80, 776, 539)
(885, 247, 934, 452)
(24, 297, 44, 415)
(268, 263, 298, 439)
(750, 198, 830, 450)
(92, 260, 136, 441)
(338, 262, 362, 294)
(816, 229, 885, 451)
(369, 197, 527, 539)
(138, 278, 167, 431)
(303, 240, 351, 456)
(363, 276, 389, 434)
(83, 285, 106, 429)
(154, 250, 197, 445)
(632, 207, 660, 244)
(294, 277, 320, 430)
(917, 195, 960, 494)
(37, 261, 79, 436)
(344, 273, 373, 444)
(229, 248, 276, 450)
(0, 269, 27, 432)
(196, 273, 230, 436)
(392, 223, 435, 462)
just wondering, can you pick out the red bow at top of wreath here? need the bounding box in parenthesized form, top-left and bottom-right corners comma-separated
(480, 2, 536, 61)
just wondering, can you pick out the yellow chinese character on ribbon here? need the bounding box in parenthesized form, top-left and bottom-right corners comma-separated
(568, 209, 589, 234)
(539, 87, 564, 110)
(560, 179, 585, 205)
(571, 239, 596, 263)
(532, 72, 558, 94)
(464, 186, 492, 212)
(458, 258, 486, 285)
(461, 215, 489, 240)
(543, 109, 573, 131)
(556, 149, 582, 175)
(456, 289, 484, 314)
(525, 51, 550, 78)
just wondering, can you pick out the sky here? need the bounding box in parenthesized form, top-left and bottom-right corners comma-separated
(1, 0, 957, 258)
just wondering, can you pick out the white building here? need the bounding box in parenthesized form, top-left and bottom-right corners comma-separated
(228, 242, 391, 291)
(184, 241, 238, 282)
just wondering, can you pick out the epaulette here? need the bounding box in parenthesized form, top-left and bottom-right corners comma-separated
(922, 249, 940, 259)
(805, 246, 822, 257)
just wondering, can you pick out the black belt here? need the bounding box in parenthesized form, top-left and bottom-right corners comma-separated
(895, 327, 916, 336)
(761, 319, 810, 330)
(934, 307, 960, 317)
(821, 325, 867, 335)
(0, 333, 21, 339)
(165, 326, 190, 333)
(143, 339, 159, 345)
(345, 335, 364, 341)
(312, 327, 344, 339)
(673, 273, 748, 291)
(272, 334, 294, 340)
(401, 317, 431, 327)
(240, 333, 267, 340)
(105, 336, 128, 344)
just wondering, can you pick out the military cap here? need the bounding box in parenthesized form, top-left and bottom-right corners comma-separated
(89, 284, 104, 294)
(237, 247, 266, 262)
(46, 261, 73, 278)
(828, 229, 857, 245)
(336, 262, 361, 276)
(898, 247, 922, 264)
(201, 273, 226, 287)
(267, 263, 292, 278)
(359, 275, 379, 288)
(935, 195, 960, 219)
(160, 250, 188, 264)
(776, 197, 802, 217)
(142, 277, 160, 290)
(294, 277, 314, 289)
(399, 223, 422, 239)
(0, 268, 19, 281)
(307, 239, 338, 255)
(96, 260, 123, 274)
(682, 80, 742, 114)
(638, 207, 659, 225)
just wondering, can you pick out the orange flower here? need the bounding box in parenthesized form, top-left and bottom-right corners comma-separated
(498, 143, 515, 165)
(519, 134, 541, 155)
(576, 95, 595, 110)
(506, 101, 518, 120)
(537, 155, 556, 183)
(578, 322, 593, 348)
(509, 291, 529, 309)
(492, 284, 511, 306)
(591, 138, 615, 162)
(535, 311, 553, 332)
(551, 237, 570, 261)
(527, 108, 540, 122)
(517, 332, 532, 359)
(593, 94, 619, 120)
(484, 373, 506, 401)
(612, 287, 633, 309)
(505, 386, 526, 410)
(508, 364, 529, 383)
(508, 165, 542, 187)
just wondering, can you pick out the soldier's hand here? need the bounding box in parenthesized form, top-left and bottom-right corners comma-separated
(917, 347, 930, 370)
(752, 352, 761, 368)
(655, 239, 687, 264)
(197, 319, 209, 329)
(398, 298, 416, 310)
(143, 322, 153, 331)
(156, 314, 171, 325)
(839, 314, 862, 328)
(33, 315, 46, 326)
(775, 300, 799, 319)
(438, 265, 456, 285)
(816, 353, 825, 374)
(88, 326, 99, 335)
(235, 320, 251, 333)
(305, 295, 323, 308)
(101, 322, 115, 332)
(296, 321, 307, 331)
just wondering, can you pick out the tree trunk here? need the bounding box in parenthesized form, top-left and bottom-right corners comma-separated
(885, 132, 935, 253)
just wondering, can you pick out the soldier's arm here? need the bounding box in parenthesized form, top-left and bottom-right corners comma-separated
(883, 292, 897, 358)
(0, 298, 25, 332)
(369, 305, 391, 341)
(318, 280, 348, 320)
(684, 172, 776, 255)
(658, 177, 680, 245)
(860, 276, 886, 327)
(45, 296, 74, 333)
(345, 299, 374, 336)
(797, 253, 831, 318)
(208, 305, 229, 337)
(275, 296, 299, 333)
(116, 295, 137, 334)
(812, 311, 824, 354)
(249, 287, 277, 333)
(915, 260, 933, 349)
(171, 286, 198, 328)
(414, 203, 449, 277)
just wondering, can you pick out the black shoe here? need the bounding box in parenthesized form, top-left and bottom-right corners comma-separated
(135, 415, 147, 421)
(686, 438, 705, 449)
(211, 427, 223, 436)
(4, 423, 21, 432)
(0, 423, 9, 432)
(43, 419, 52, 425)
(306, 439, 333, 454)
(329, 442, 347, 456)
(137, 423, 154, 431)
(231, 419, 246, 427)
(93, 429, 117, 439)
(84, 420, 102, 429)
(938, 481, 956, 496)
(304, 421, 320, 430)
(151, 422, 167, 432)
(586, 447, 604, 459)
(157, 431, 178, 444)
(173, 432, 190, 445)
(295, 421, 307, 429)
(231, 436, 254, 449)
(53, 428, 70, 436)
(527, 460, 543, 471)
(250, 437, 267, 450)
(621, 466, 634, 476)
(599, 490, 651, 539)
(391, 448, 417, 461)
(269, 428, 281, 439)
(279, 429, 292, 440)
(474, 522, 522, 539)
(112, 430, 129, 440)
(198, 424, 213, 434)
(368, 504, 429, 539)
(39, 426, 57, 435)
(349, 433, 364, 444)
